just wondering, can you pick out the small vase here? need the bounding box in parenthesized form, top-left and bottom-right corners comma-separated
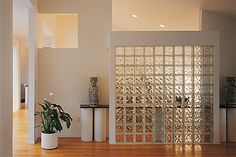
(89, 77, 99, 105)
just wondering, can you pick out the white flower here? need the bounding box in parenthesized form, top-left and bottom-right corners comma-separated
(49, 92, 54, 96)
(43, 98, 47, 101)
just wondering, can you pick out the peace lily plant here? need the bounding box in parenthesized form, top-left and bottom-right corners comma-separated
(35, 92, 73, 149)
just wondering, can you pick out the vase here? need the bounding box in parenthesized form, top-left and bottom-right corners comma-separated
(89, 77, 99, 105)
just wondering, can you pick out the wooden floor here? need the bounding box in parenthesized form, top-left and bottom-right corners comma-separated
(13, 109, 236, 157)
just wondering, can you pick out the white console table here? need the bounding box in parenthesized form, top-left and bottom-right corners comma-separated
(80, 104, 109, 142)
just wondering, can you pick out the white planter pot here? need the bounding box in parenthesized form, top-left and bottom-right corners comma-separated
(41, 132, 58, 149)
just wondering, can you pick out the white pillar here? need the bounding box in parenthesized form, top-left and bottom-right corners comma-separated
(0, 0, 13, 156)
(220, 108, 226, 142)
(227, 108, 236, 142)
(95, 108, 106, 141)
(81, 108, 93, 141)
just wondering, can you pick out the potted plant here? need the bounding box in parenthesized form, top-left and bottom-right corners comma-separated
(35, 93, 73, 149)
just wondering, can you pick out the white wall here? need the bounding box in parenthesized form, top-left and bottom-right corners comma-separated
(0, 0, 13, 156)
(38, 0, 111, 137)
(201, 10, 236, 104)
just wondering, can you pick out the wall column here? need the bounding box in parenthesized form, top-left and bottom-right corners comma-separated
(0, 0, 13, 156)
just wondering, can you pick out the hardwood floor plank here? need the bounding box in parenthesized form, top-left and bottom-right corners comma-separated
(13, 109, 236, 157)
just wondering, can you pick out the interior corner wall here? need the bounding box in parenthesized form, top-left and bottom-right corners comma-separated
(38, 0, 111, 137)
(201, 10, 236, 105)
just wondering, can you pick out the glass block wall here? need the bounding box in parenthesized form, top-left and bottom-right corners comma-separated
(115, 46, 214, 144)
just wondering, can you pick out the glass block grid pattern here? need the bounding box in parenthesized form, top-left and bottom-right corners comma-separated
(115, 46, 214, 144)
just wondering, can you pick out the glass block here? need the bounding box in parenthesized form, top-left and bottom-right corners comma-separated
(204, 107, 213, 115)
(155, 56, 163, 65)
(116, 125, 124, 133)
(194, 56, 203, 65)
(116, 96, 124, 104)
(205, 115, 213, 123)
(125, 67, 135, 75)
(146, 134, 153, 142)
(125, 76, 134, 84)
(165, 85, 173, 95)
(145, 47, 154, 56)
(185, 66, 192, 75)
(135, 96, 144, 104)
(116, 134, 124, 143)
(204, 66, 213, 75)
(145, 66, 154, 75)
(126, 107, 134, 114)
(175, 115, 183, 124)
(146, 125, 153, 133)
(184, 46, 192, 56)
(125, 57, 134, 65)
(125, 86, 134, 94)
(204, 85, 213, 94)
(136, 107, 144, 114)
(174, 134, 183, 144)
(116, 76, 124, 85)
(135, 57, 144, 65)
(155, 95, 163, 104)
(145, 57, 154, 65)
(135, 76, 145, 84)
(194, 134, 202, 143)
(165, 56, 173, 65)
(155, 85, 163, 94)
(165, 66, 173, 74)
(116, 115, 124, 123)
(125, 47, 134, 55)
(204, 76, 213, 84)
(135, 67, 144, 75)
(135, 47, 144, 56)
(165, 76, 173, 84)
(194, 76, 203, 85)
(194, 46, 203, 56)
(126, 125, 134, 133)
(166, 134, 173, 143)
(116, 57, 124, 65)
(135, 85, 144, 94)
(185, 114, 193, 123)
(166, 125, 173, 133)
(175, 125, 183, 133)
(116, 107, 124, 114)
(175, 76, 183, 84)
(116, 85, 124, 94)
(194, 65, 202, 74)
(175, 87, 183, 96)
(204, 134, 212, 143)
(194, 95, 203, 103)
(145, 107, 153, 114)
(166, 107, 173, 114)
(165, 46, 173, 55)
(185, 134, 192, 143)
(165, 95, 173, 104)
(204, 56, 213, 65)
(184, 95, 192, 104)
(136, 125, 144, 133)
(194, 115, 204, 123)
(175, 56, 183, 65)
(125, 96, 134, 104)
(204, 123, 213, 133)
(116, 47, 124, 55)
(126, 115, 134, 124)
(185, 124, 193, 134)
(136, 134, 143, 142)
(145, 95, 154, 103)
(185, 76, 192, 84)
(185, 85, 192, 94)
(166, 114, 173, 125)
(155, 76, 163, 84)
(154, 134, 164, 143)
(116, 67, 124, 75)
(204, 46, 213, 55)
(126, 134, 134, 143)
(155, 66, 164, 74)
(155, 46, 164, 55)
(155, 107, 164, 114)
(175, 95, 183, 104)
(136, 115, 144, 123)
(145, 85, 154, 94)
(175, 46, 183, 55)
(185, 56, 192, 65)
(175, 66, 183, 75)
(145, 76, 154, 84)
(155, 125, 164, 133)
(145, 114, 153, 123)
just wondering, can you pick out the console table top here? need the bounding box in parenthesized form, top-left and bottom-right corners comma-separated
(80, 104, 109, 108)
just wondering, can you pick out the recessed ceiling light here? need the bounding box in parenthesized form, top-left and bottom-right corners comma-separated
(132, 14, 138, 18)
(160, 24, 165, 28)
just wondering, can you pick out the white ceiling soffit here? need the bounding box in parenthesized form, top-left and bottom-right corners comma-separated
(13, 0, 31, 41)
(112, 0, 236, 31)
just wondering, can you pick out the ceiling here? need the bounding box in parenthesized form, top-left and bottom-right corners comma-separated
(112, 0, 236, 31)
